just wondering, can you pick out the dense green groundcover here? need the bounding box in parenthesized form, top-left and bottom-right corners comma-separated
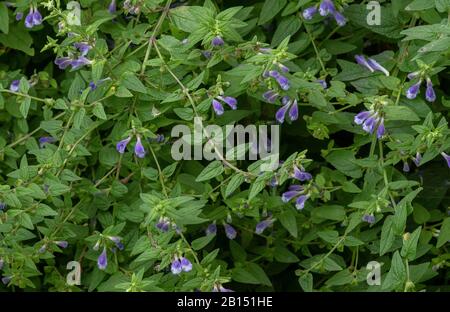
(0, 0, 450, 292)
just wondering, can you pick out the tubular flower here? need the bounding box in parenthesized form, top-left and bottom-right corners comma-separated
(211, 96, 237, 115)
(116, 136, 132, 154)
(275, 96, 298, 123)
(97, 247, 108, 270)
(354, 110, 385, 139)
(212, 36, 225, 47)
(281, 185, 310, 210)
(355, 55, 389, 76)
(303, 0, 346, 26)
(134, 136, 146, 158)
(255, 218, 275, 235)
(224, 223, 237, 240)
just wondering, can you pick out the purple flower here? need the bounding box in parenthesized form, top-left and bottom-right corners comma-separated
(354, 111, 371, 125)
(281, 185, 303, 203)
(39, 136, 56, 148)
(156, 134, 165, 143)
(277, 63, 289, 73)
(55, 241, 68, 248)
(213, 284, 234, 292)
(202, 51, 212, 59)
(362, 214, 375, 224)
(275, 104, 290, 124)
(9, 80, 20, 92)
(295, 195, 309, 210)
(425, 78, 436, 102)
(38, 245, 47, 253)
(407, 71, 419, 80)
(255, 219, 274, 235)
(89, 82, 97, 90)
(441, 152, 450, 168)
(108, 236, 124, 251)
(1, 276, 11, 285)
(362, 115, 377, 133)
(71, 56, 91, 69)
(212, 36, 225, 47)
(355, 55, 374, 72)
(217, 96, 237, 110)
(319, 0, 336, 16)
(276, 97, 298, 123)
(406, 80, 422, 99)
(403, 162, 410, 172)
(289, 99, 298, 121)
(180, 257, 192, 272)
(16, 12, 23, 21)
(116, 136, 131, 154)
(224, 224, 237, 240)
(262, 90, 279, 103)
(74, 42, 92, 56)
(268, 70, 280, 78)
(24, 8, 34, 28)
(97, 247, 108, 270)
(134, 136, 146, 158)
(333, 11, 346, 26)
(376, 117, 385, 139)
(171, 258, 182, 274)
(413, 152, 421, 167)
(54, 57, 73, 70)
(367, 58, 389, 76)
(212, 99, 224, 115)
(108, 0, 117, 13)
(316, 79, 328, 89)
(293, 166, 312, 181)
(0, 202, 6, 211)
(156, 217, 170, 232)
(205, 223, 217, 235)
(32, 8, 42, 26)
(355, 110, 385, 137)
(275, 74, 290, 90)
(303, 6, 318, 20)
(259, 48, 272, 54)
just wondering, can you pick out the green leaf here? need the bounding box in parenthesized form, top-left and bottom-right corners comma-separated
(298, 273, 313, 292)
(278, 209, 298, 238)
(345, 4, 403, 39)
(195, 161, 224, 182)
(248, 174, 269, 200)
(232, 263, 272, 286)
(380, 216, 395, 256)
(312, 205, 346, 221)
(121, 72, 147, 94)
(19, 98, 31, 118)
(191, 235, 215, 250)
(271, 16, 301, 47)
(225, 173, 245, 198)
(405, 0, 436, 10)
(384, 106, 420, 121)
(325, 150, 362, 178)
(274, 245, 299, 263)
(258, 0, 287, 25)
(436, 217, 450, 248)
(0, 2, 9, 34)
(308, 89, 328, 108)
(92, 103, 107, 120)
(401, 227, 421, 261)
(382, 251, 406, 291)
(0, 24, 34, 56)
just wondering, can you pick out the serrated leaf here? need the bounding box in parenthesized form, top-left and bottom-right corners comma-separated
(195, 161, 224, 182)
